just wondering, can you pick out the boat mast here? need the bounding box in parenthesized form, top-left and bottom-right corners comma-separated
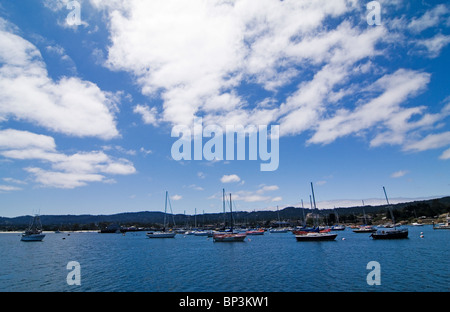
(301, 199, 306, 227)
(164, 191, 168, 231)
(277, 205, 281, 227)
(310, 182, 318, 227)
(229, 193, 233, 232)
(383, 186, 395, 226)
(222, 188, 226, 228)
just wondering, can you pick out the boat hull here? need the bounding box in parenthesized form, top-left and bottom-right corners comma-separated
(213, 233, 247, 242)
(370, 229, 408, 239)
(295, 233, 337, 241)
(21, 234, 45, 242)
(433, 225, 450, 230)
(353, 227, 376, 233)
(246, 230, 265, 235)
(269, 229, 289, 233)
(146, 232, 176, 238)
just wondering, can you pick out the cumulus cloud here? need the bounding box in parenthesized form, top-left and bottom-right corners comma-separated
(220, 174, 241, 183)
(86, 0, 450, 157)
(171, 194, 182, 201)
(0, 18, 120, 139)
(133, 104, 159, 126)
(0, 129, 136, 189)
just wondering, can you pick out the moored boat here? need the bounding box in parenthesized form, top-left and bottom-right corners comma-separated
(213, 190, 247, 242)
(331, 224, 346, 231)
(213, 232, 247, 242)
(295, 183, 337, 242)
(370, 187, 408, 240)
(147, 191, 177, 239)
(21, 214, 45, 242)
(353, 225, 376, 233)
(269, 228, 289, 233)
(370, 227, 408, 239)
(246, 229, 265, 235)
(194, 230, 214, 237)
(432, 214, 450, 230)
(146, 231, 176, 238)
(295, 232, 338, 241)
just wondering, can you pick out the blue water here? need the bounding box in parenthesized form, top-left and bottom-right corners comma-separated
(0, 225, 448, 292)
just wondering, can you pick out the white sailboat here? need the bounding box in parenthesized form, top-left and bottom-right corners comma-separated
(21, 214, 45, 242)
(269, 206, 289, 233)
(331, 207, 346, 231)
(432, 213, 450, 230)
(295, 183, 337, 242)
(146, 191, 176, 238)
(213, 190, 247, 242)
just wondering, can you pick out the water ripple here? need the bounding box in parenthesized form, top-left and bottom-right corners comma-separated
(0, 226, 448, 292)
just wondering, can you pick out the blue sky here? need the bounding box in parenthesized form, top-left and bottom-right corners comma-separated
(0, 0, 449, 217)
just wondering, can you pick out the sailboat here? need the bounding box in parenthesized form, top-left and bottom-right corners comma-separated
(370, 187, 408, 239)
(432, 214, 450, 230)
(295, 183, 337, 242)
(213, 190, 247, 242)
(146, 191, 176, 238)
(269, 206, 289, 233)
(331, 207, 346, 231)
(21, 214, 45, 242)
(353, 204, 376, 233)
(352, 209, 376, 233)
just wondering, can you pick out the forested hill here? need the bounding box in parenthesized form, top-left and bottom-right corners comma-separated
(1, 196, 449, 230)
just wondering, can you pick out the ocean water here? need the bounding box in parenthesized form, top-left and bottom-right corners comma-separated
(0, 225, 448, 292)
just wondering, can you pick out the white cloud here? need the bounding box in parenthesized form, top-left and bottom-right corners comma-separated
(391, 170, 409, 178)
(408, 4, 449, 33)
(25, 167, 105, 189)
(416, 33, 450, 58)
(139, 147, 152, 155)
(404, 131, 450, 152)
(0, 129, 56, 151)
(307, 69, 431, 145)
(3, 177, 27, 185)
(258, 185, 279, 192)
(220, 174, 241, 183)
(0, 185, 22, 192)
(0, 129, 136, 189)
(171, 194, 182, 201)
(186, 184, 204, 191)
(92, 0, 372, 130)
(87, 0, 449, 156)
(439, 148, 450, 160)
(226, 184, 281, 203)
(0, 18, 120, 139)
(133, 104, 159, 126)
